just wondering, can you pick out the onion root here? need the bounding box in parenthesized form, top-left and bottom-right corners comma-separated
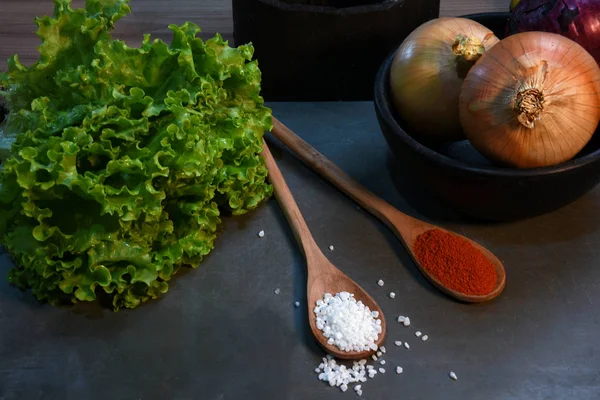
(452, 35, 486, 78)
(515, 88, 545, 129)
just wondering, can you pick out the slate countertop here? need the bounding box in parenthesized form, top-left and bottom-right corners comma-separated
(1, 102, 599, 400)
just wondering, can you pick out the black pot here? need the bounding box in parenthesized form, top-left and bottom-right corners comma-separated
(232, 0, 440, 101)
(374, 12, 600, 221)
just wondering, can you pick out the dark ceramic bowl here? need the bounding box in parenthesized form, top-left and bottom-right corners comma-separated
(233, 0, 441, 101)
(374, 12, 600, 221)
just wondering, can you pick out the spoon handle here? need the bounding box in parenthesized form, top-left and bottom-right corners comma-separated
(270, 117, 414, 236)
(261, 138, 321, 261)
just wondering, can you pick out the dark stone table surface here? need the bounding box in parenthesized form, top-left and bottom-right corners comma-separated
(1, 102, 599, 400)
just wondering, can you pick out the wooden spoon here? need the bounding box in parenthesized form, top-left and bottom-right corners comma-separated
(269, 117, 506, 303)
(261, 139, 386, 360)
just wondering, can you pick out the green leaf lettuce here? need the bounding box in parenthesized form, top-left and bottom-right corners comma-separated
(0, 0, 272, 310)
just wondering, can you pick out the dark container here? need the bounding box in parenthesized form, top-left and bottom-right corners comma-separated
(374, 12, 600, 221)
(232, 0, 440, 101)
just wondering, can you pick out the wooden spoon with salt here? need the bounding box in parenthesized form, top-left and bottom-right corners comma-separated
(262, 139, 386, 360)
(269, 117, 506, 303)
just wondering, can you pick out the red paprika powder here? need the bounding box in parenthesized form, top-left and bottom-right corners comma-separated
(413, 229, 497, 296)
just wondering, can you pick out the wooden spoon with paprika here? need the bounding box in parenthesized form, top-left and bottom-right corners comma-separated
(269, 117, 506, 303)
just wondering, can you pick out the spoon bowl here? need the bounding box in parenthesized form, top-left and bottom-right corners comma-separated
(307, 257, 386, 359)
(261, 139, 386, 360)
(398, 220, 506, 302)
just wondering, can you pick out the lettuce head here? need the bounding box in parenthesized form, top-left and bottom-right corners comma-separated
(0, 0, 273, 310)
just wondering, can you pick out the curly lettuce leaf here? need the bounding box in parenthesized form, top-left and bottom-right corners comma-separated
(0, 0, 272, 310)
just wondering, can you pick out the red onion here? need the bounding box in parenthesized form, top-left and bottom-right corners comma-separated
(507, 0, 600, 63)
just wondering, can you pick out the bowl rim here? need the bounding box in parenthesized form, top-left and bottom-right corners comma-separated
(374, 34, 600, 178)
(249, 0, 403, 15)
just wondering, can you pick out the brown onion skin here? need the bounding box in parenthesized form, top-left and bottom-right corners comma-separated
(459, 31, 600, 169)
(389, 18, 499, 141)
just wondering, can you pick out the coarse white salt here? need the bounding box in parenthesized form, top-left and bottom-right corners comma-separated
(449, 371, 458, 381)
(397, 315, 406, 323)
(258, 230, 265, 238)
(415, 331, 422, 337)
(329, 245, 335, 251)
(357, 390, 363, 396)
(377, 279, 384, 287)
(379, 368, 386, 374)
(376, 351, 382, 357)
(389, 292, 396, 299)
(295, 301, 300, 307)
(404, 342, 410, 350)
(422, 335, 429, 342)
(274, 288, 281, 295)
(380, 360, 386, 365)
(403, 317, 411, 327)
(314, 292, 383, 353)
(396, 366, 403, 374)
(371, 355, 377, 361)
(394, 341, 402, 347)
(314, 356, 382, 394)
(380, 346, 386, 354)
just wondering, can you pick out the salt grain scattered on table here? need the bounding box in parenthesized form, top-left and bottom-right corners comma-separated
(403, 317, 411, 327)
(397, 316, 406, 323)
(258, 230, 265, 238)
(396, 366, 403, 374)
(422, 335, 429, 341)
(389, 292, 396, 299)
(449, 371, 458, 381)
(379, 368, 386, 374)
(355, 385, 363, 397)
(380, 346, 386, 353)
(274, 288, 280, 295)
(295, 301, 300, 307)
(377, 279, 384, 287)
(315, 355, 380, 394)
(394, 341, 402, 347)
(329, 245, 334, 251)
(415, 331, 422, 337)
(404, 342, 410, 349)
(380, 360, 386, 365)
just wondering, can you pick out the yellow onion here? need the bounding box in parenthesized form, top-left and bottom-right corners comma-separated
(389, 18, 499, 141)
(459, 31, 600, 169)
